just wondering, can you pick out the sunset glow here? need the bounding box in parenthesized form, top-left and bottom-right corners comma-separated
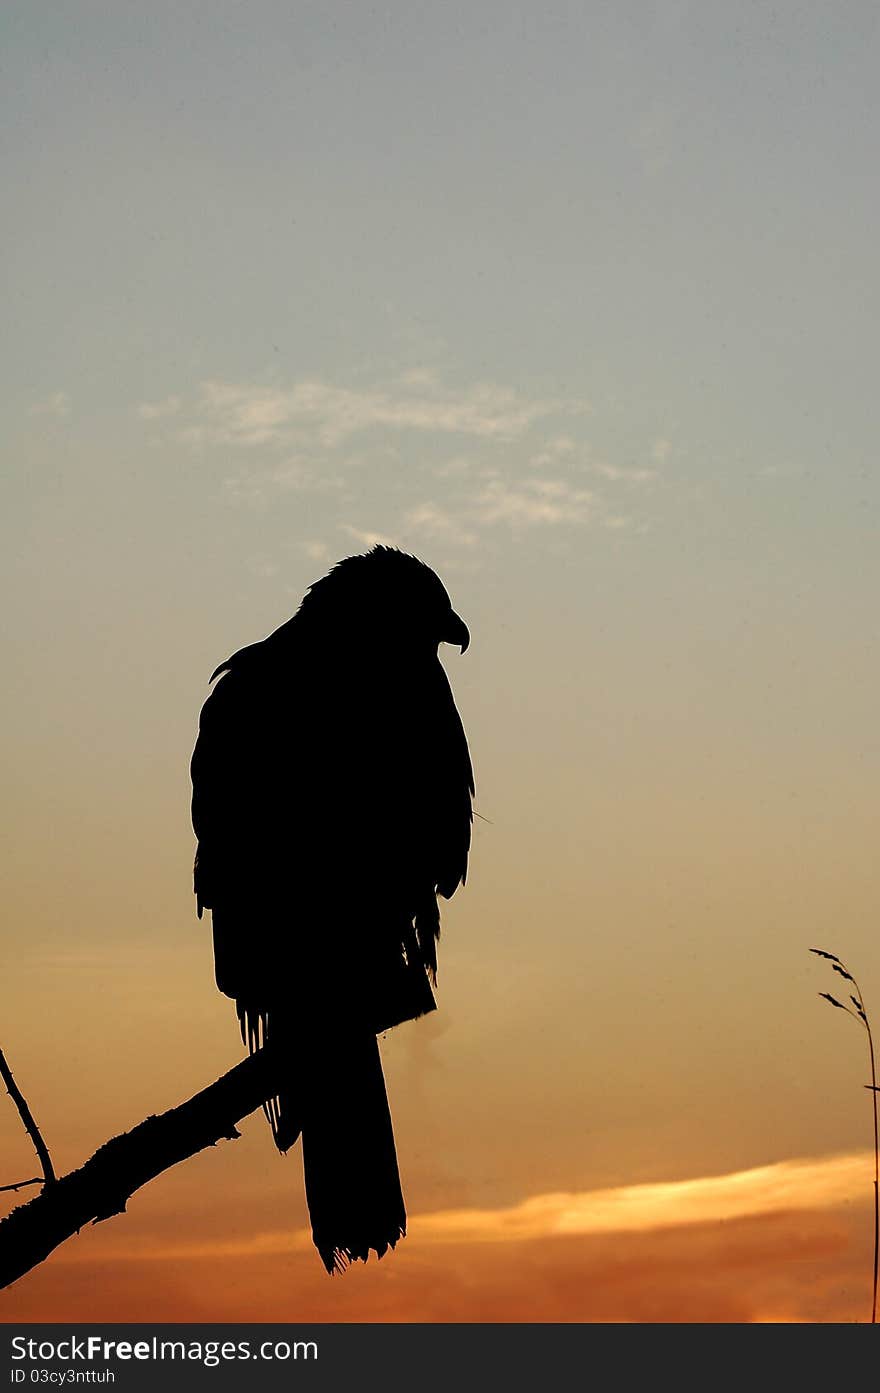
(3, 2, 878, 1324)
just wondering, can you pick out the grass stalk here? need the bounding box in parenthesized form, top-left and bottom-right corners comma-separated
(810, 948, 878, 1323)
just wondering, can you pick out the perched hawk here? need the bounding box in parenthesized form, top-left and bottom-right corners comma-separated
(190, 547, 474, 1271)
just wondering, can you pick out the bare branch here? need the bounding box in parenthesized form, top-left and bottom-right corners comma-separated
(0, 1046, 281, 1291)
(0, 1180, 42, 1195)
(0, 1045, 56, 1186)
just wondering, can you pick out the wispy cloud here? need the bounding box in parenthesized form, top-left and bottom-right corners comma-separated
(472, 477, 595, 529)
(586, 460, 657, 484)
(137, 396, 182, 420)
(401, 477, 598, 550)
(29, 391, 70, 419)
(138, 369, 666, 552)
(339, 523, 396, 549)
(433, 455, 473, 478)
(54, 1152, 870, 1265)
(411, 1152, 870, 1246)
(404, 502, 478, 547)
(302, 540, 329, 562)
(529, 436, 577, 468)
(182, 376, 587, 450)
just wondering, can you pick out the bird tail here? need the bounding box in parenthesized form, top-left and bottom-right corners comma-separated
(238, 1004, 406, 1271)
(301, 1030, 406, 1273)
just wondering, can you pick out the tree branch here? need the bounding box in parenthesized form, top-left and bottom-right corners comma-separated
(0, 1045, 56, 1185)
(0, 1045, 281, 1291)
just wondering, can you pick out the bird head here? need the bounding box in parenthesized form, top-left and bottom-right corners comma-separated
(299, 546, 470, 657)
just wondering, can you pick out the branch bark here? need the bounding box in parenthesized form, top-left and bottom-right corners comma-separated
(0, 1045, 281, 1291)
(0, 1045, 56, 1185)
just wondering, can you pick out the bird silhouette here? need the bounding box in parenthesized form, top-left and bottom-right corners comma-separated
(190, 547, 474, 1271)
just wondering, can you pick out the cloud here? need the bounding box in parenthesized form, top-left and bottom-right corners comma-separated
(339, 523, 396, 549)
(185, 376, 586, 450)
(137, 396, 182, 420)
(29, 391, 70, 419)
(302, 540, 329, 562)
(472, 477, 595, 529)
(395, 367, 441, 389)
(760, 461, 802, 479)
(404, 502, 478, 548)
(587, 460, 657, 484)
(404, 475, 605, 547)
(139, 369, 664, 547)
(411, 1152, 870, 1246)
(529, 436, 577, 468)
(12, 1209, 860, 1322)
(54, 1151, 870, 1266)
(433, 456, 473, 478)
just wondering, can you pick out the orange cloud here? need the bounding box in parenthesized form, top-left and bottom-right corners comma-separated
(47, 1149, 873, 1263)
(1, 1152, 872, 1322)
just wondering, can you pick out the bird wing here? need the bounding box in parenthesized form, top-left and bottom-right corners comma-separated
(420, 656, 474, 900)
(191, 637, 473, 1025)
(191, 645, 277, 921)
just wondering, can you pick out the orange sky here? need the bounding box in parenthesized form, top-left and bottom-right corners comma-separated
(1, 1150, 874, 1322)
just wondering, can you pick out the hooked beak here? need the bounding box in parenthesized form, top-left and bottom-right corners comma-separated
(443, 610, 470, 654)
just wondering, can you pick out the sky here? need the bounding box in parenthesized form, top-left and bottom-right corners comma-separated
(2, 0, 879, 1323)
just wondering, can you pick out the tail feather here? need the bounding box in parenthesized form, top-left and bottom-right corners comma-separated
(301, 1031, 406, 1273)
(237, 1001, 406, 1267)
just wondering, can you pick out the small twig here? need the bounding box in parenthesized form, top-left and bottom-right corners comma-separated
(0, 1045, 56, 1186)
(811, 948, 879, 1324)
(0, 1180, 42, 1195)
(0, 1045, 281, 1290)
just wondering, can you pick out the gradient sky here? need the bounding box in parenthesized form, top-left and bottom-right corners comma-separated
(2, 1, 879, 1322)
